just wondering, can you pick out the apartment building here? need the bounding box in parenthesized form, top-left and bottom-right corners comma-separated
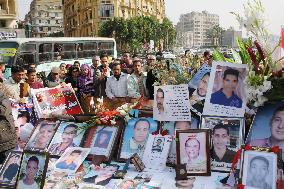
(26, 0, 64, 37)
(64, 0, 165, 37)
(0, 0, 17, 28)
(176, 11, 219, 47)
(221, 28, 242, 48)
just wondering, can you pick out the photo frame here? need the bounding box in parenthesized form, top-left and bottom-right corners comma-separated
(118, 118, 158, 162)
(176, 129, 211, 176)
(203, 61, 247, 117)
(83, 125, 119, 162)
(25, 119, 60, 152)
(246, 101, 284, 161)
(48, 121, 87, 156)
(240, 148, 278, 189)
(0, 151, 22, 188)
(16, 151, 49, 189)
(201, 116, 244, 172)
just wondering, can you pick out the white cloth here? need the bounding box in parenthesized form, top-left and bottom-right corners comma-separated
(3, 77, 21, 100)
(17, 179, 39, 189)
(105, 73, 128, 99)
(127, 73, 148, 98)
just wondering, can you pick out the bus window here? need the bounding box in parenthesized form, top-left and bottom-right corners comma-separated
(76, 43, 84, 58)
(39, 43, 52, 63)
(16, 43, 36, 68)
(54, 43, 63, 60)
(83, 42, 97, 58)
(98, 42, 114, 57)
(0, 42, 19, 66)
(62, 43, 76, 60)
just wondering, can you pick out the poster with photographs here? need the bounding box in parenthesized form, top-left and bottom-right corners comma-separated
(201, 116, 244, 172)
(83, 125, 118, 161)
(246, 101, 284, 161)
(54, 147, 90, 174)
(31, 84, 83, 118)
(176, 130, 210, 176)
(0, 151, 22, 188)
(25, 120, 60, 151)
(142, 134, 172, 171)
(11, 100, 37, 151)
(203, 61, 247, 117)
(241, 150, 277, 189)
(16, 151, 48, 189)
(119, 118, 158, 161)
(153, 84, 191, 121)
(188, 64, 211, 116)
(48, 121, 87, 156)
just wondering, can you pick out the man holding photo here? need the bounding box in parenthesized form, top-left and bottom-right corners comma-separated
(211, 124, 236, 163)
(210, 68, 242, 108)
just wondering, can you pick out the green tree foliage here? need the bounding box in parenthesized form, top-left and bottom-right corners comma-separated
(99, 16, 176, 53)
(206, 25, 224, 46)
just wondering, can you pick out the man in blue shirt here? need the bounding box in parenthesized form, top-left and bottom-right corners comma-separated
(210, 68, 242, 108)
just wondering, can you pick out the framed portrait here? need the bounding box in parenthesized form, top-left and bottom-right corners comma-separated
(176, 129, 211, 176)
(201, 116, 244, 172)
(142, 134, 172, 171)
(153, 84, 191, 121)
(203, 61, 247, 117)
(118, 118, 158, 161)
(48, 121, 87, 156)
(25, 119, 60, 151)
(77, 182, 105, 189)
(83, 125, 119, 162)
(54, 147, 90, 174)
(0, 151, 22, 188)
(241, 150, 277, 189)
(16, 151, 48, 189)
(246, 101, 284, 161)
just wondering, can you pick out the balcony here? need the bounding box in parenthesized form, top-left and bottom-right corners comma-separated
(0, 9, 7, 15)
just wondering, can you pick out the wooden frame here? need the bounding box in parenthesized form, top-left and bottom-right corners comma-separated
(176, 129, 211, 176)
(240, 146, 278, 189)
(16, 150, 49, 189)
(0, 151, 22, 188)
(200, 115, 245, 172)
(117, 117, 159, 162)
(82, 125, 119, 163)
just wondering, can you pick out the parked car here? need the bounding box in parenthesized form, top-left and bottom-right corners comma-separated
(162, 51, 176, 59)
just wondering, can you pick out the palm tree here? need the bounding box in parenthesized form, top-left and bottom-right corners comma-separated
(206, 25, 224, 46)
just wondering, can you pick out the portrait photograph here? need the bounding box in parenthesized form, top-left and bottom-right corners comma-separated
(16, 151, 48, 189)
(48, 121, 87, 156)
(242, 150, 277, 189)
(246, 101, 284, 161)
(201, 116, 244, 172)
(43, 157, 66, 189)
(151, 137, 165, 153)
(176, 129, 210, 176)
(54, 147, 90, 174)
(83, 126, 118, 161)
(119, 118, 158, 161)
(0, 151, 22, 187)
(203, 61, 247, 117)
(153, 84, 191, 121)
(25, 120, 60, 151)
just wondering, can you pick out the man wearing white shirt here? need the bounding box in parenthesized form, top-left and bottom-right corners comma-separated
(105, 63, 128, 109)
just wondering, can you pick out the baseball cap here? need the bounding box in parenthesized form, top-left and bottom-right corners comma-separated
(51, 67, 60, 74)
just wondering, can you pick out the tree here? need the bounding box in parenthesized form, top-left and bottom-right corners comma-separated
(206, 25, 224, 46)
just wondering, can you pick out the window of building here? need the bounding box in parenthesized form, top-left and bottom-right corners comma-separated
(39, 27, 43, 31)
(55, 13, 58, 17)
(47, 20, 50, 24)
(56, 20, 59, 24)
(100, 4, 114, 18)
(0, 20, 6, 27)
(48, 27, 51, 31)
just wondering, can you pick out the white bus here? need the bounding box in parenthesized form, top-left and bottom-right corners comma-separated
(0, 37, 117, 77)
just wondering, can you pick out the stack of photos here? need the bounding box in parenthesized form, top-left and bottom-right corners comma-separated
(201, 116, 244, 172)
(176, 129, 211, 176)
(119, 118, 158, 161)
(246, 101, 284, 161)
(48, 121, 87, 156)
(203, 61, 247, 117)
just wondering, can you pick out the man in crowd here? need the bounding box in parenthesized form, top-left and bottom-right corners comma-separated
(121, 52, 133, 74)
(26, 69, 44, 89)
(44, 67, 63, 88)
(105, 63, 128, 109)
(90, 56, 100, 78)
(73, 61, 80, 70)
(127, 58, 148, 99)
(27, 63, 36, 70)
(211, 124, 236, 163)
(210, 68, 242, 108)
(49, 124, 78, 156)
(98, 54, 111, 97)
(145, 55, 158, 99)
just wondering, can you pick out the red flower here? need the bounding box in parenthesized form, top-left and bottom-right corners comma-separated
(254, 40, 266, 62)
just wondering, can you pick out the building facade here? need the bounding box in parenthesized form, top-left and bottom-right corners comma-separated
(0, 0, 17, 28)
(64, 0, 165, 37)
(26, 0, 64, 38)
(221, 28, 242, 48)
(176, 11, 219, 47)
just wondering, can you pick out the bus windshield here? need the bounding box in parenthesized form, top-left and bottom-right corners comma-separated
(0, 42, 19, 66)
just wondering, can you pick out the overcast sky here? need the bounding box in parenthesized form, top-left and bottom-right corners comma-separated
(19, 0, 284, 35)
